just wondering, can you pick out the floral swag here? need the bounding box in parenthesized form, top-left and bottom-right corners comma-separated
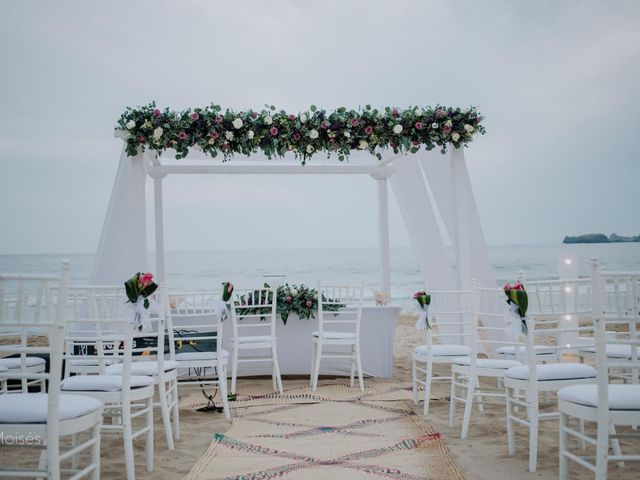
(116, 103, 485, 163)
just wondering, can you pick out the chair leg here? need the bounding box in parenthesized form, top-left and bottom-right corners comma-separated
(71, 432, 79, 470)
(528, 394, 539, 472)
(145, 396, 154, 473)
(158, 380, 175, 450)
(578, 418, 586, 449)
(312, 341, 322, 394)
(122, 404, 136, 480)
(171, 378, 180, 441)
(310, 342, 316, 386)
(475, 377, 484, 413)
(272, 342, 283, 394)
(449, 370, 457, 428)
(231, 344, 238, 395)
(505, 386, 516, 455)
(90, 421, 101, 480)
(219, 365, 231, 419)
(609, 423, 624, 468)
(350, 344, 356, 388)
(355, 343, 364, 392)
(595, 419, 609, 480)
(461, 374, 475, 439)
(423, 362, 433, 416)
(412, 359, 419, 405)
(559, 411, 568, 480)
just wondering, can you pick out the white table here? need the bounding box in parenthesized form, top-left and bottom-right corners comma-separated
(220, 305, 400, 378)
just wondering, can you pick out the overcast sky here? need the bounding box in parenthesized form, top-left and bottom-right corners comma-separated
(1, 0, 638, 255)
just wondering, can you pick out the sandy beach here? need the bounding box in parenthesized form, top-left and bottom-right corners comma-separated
(2, 314, 638, 479)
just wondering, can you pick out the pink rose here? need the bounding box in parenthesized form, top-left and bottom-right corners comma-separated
(293, 132, 301, 141)
(215, 116, 223, 124)
(306, 300, 313, 307)
(285, 296, 292, 303)
(251, 111, 258, 119)
(227, 283, 234, 293)
(138, 272, 153, 288)
(435, 109, 445, 118)
(512, 282, 524, 291)
(209, 130, 219, 139)
(390, 141, 396, 148)
(288, 114, 296, 121)
(153, 109, 161, 117)
(178, 131, 188, 140)
(270, 126, 278, 136)
(364, 125, 373, 136)
(351, 119, 359, 127)
(137, 136, 146, 143)
(391, 108, 399, 117)
(191, 112, 199, 121)
(415, 122, 423, 130)
(320, 121, 328, 130)
(443, 125, 452, 134)
(223, 142, 230, 150)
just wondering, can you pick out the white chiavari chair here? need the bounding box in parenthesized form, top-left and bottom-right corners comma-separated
(412, 289, 472, 416)
(559, 259, 640, 479)
(449, 283, 523, 438)
(166, 291, 230, 418)
(229, 287, 282, 394)
(311, 284, 364, 394)
(62, 317, 155, 480)
(0, 262, 103, 480)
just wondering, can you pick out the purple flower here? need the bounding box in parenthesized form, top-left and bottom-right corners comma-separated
(391, 108, 399, 117)
(415, 122, 423, 130)
(364, 125, 373, 136)
(293, 132, 301, 141)
(288, 114, 296, 121)
(320, 121, 328, 130)
(153, 109, 161, 117)
(351, 119, 359, 127)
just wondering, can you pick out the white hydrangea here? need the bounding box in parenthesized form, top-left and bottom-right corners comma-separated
(431, 123, 438, 129)
(358, 140, 368, 150)
(152, 127, 163, 141)
(451, 132, 461, 142)
(464, 124, 474, 133)
(308, 129, 319, 139)
(392, 124, 403, 134)
(264, 115, 273, 125)
(343, 131, 351, 138)
(414, 108, 423, 116)
(306, 145, 314, 153)
(247, 130, 255, 140)
(232, 118, 243, 129)
(225, 131, 234, 141)
(300, 113, 308, 123)
(126, 120, 136, 130)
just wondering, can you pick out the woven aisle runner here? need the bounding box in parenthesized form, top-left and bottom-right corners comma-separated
(184, 400, 464, 480)
(179, 380, 437, 410)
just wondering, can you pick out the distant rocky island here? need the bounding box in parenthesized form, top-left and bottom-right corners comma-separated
(563, 233, 640, 244)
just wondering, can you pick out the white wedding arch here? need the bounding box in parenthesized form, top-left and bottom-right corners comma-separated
(90, 131, 495, 297)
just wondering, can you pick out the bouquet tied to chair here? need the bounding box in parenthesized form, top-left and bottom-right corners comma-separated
(413, 291, 431, 330)
(124, 272, 158, 331)
(503, 281, 528, 337)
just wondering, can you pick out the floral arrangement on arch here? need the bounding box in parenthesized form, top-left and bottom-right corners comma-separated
(116, 103, 485, 163)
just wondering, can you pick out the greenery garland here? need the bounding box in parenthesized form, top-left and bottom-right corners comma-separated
(116, 103, 485, 163)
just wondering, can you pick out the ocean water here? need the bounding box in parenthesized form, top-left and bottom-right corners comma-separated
(1, 243, 639, 309)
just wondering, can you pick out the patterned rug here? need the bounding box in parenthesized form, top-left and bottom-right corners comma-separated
(184, 400, 464, 480)
(179, 380, 435, 410)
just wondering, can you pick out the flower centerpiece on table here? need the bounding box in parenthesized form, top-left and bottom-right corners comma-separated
(413, 290, 431, 330)
(504, 281, 528, 336)
(124, 272, 158, 330)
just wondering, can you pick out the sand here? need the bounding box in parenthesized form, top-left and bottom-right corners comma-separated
(2, 314, 638, 479)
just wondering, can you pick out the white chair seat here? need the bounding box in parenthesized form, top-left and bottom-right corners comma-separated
(104, 360, 179, 375)
(414, 344, 471, 357)
(61, 375, 155, 392)
(496, 345, 557, 356)
(452, 357, 522, 369)
(231, 335, 273, 343)
(504, 363, 597, 381)
(69, 358, 117, 366)
(559, 384, 640, 411)
(312, 331, 356, 340)
(175, 350, 229, 361)
(578, 344, 635, 359)
(0, 393, 103, 423)
(0, 366, 8, 373)
(0, 357, 46, 369)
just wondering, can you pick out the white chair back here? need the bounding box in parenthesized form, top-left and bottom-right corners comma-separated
(0, 261, 70, 473)
(131, 284, 168, 374)
(317, 284, 363, 338)
(471, 284, 520, 361)
(425, 289, 472, 350)
(67, 285, 127, 324)
(166, 291, 225, 364)
(230, 287, 277, 339)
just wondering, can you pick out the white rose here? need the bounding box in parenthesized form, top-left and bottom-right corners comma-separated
(431, 123, 439, 129)
(247, 130, 255, 140)
(308, 129, 319, 139)
(306, 145, 314, 153)
(414, 108, 423, 117)
(264, 115, 273, 125)
(290, 288, 298, 297)
(126, 120, 136, 130)
(225, 131, 234, 141)
(152, 127, 163, 140)
(343, 131, 351, 138)
(445, 120, 452, 127)
(392, 124, 403, 134)
(300, 113, 308, 123)
(464, 124, 474, 133)
(451, 132, 461, 142)
(232, 118, 243, 129)
(358, 140, 368, 150)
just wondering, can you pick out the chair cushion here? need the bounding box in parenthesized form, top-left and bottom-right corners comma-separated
(312, 331, 356, 339)
(496, 346, 557, 356)
(0, 366, 8, 373)
(175, 350, 230, 361)
(104, 360, 179, 376)
(452, 357, 522, 369)
(0, 393, 103, 423)
(0, 357, 46, 369)
(578, 344, 636, 359)
(559, 384, 640, 410)
(69, 358, 117, 366)
(61, 375, 154, 392)
(231, 335, 273, 343)
(414, 344, 471, 357)
(504, 363, 597, 381)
